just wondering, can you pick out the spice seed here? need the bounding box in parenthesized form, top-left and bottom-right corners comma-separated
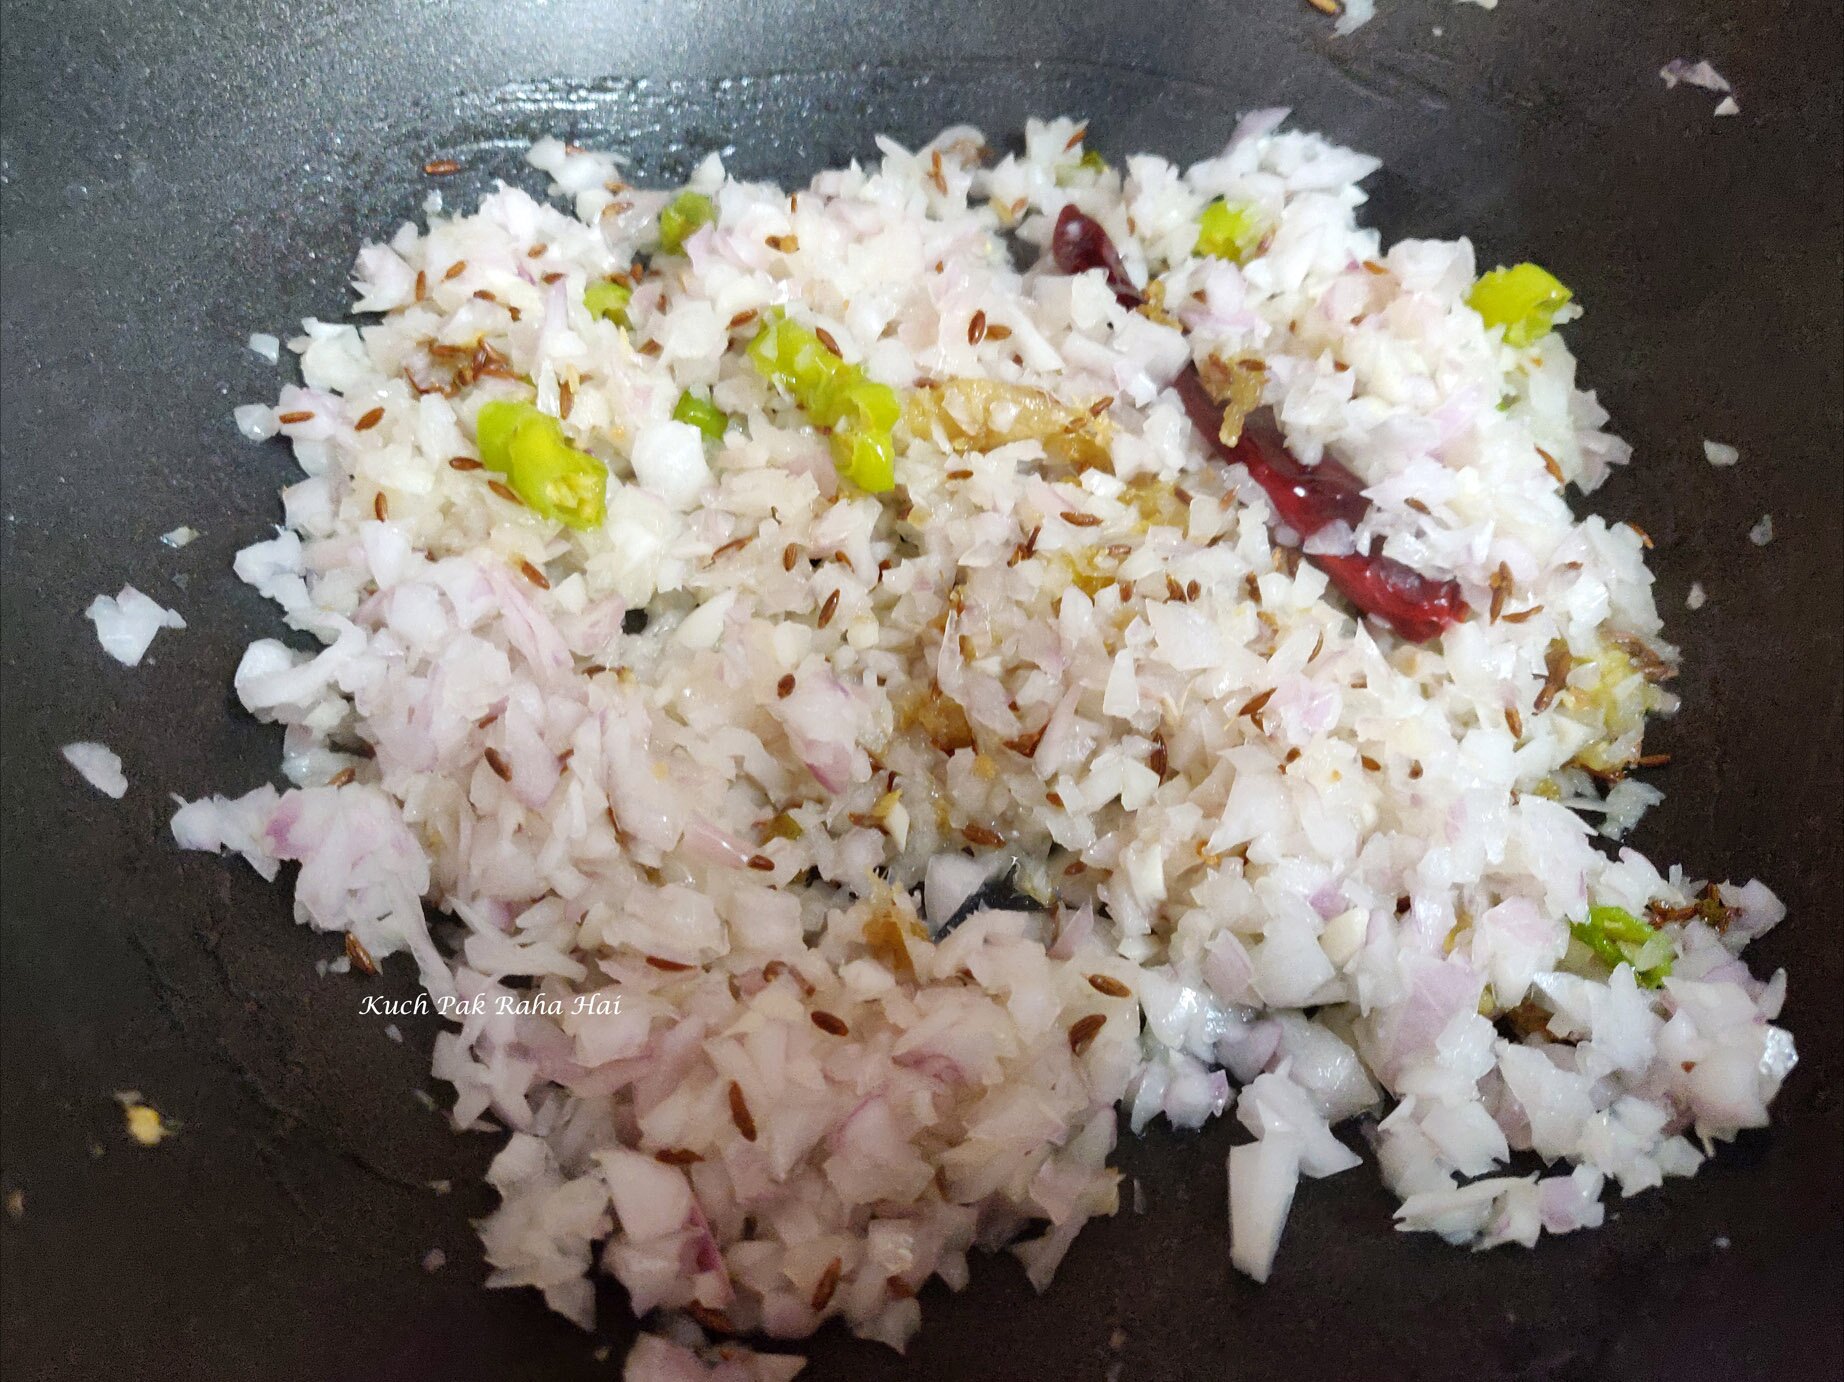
(810, 1010, 849, 1036)
(967, 309, 988, 345)
(345, 932, 379, 975)
(1088, 973, 1131, 998)
(687, 1304, 736, 1336)
(811, 1257, 843, 1311)
(422, 158, 461, 175)
(483, 747, 511, 781)
(727, 1081, 757, 1141)
(962, 823, 1003, 847)
(776, 674, 796, 698)
(817, 589, 841, 628)
(355, 406, 385, 432)
(518, 559, 550, 590)
(1068, 1013, 1107, 1054)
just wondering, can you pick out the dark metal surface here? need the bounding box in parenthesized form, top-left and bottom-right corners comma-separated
(2, 1, 1840, 1378)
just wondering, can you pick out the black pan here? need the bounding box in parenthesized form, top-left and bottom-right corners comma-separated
(2, 1, 1839, 1378)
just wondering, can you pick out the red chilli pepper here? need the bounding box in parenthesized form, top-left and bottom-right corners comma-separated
(1050, 205, 1470, 643)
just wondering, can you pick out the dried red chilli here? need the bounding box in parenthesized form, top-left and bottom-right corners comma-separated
(1050, 205, 1469, 643)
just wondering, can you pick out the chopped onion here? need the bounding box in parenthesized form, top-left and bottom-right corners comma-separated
(85, 585, 185, 667)
(61, 742, 127, 799)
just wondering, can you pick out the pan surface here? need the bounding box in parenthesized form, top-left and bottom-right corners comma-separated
(2, 1, 1839, 1378)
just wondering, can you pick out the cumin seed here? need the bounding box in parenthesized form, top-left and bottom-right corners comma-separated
(810, 1257, 843, 1311)
(1068, 1013, 1106, 1054)
(727, 1081, 757, 1141)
